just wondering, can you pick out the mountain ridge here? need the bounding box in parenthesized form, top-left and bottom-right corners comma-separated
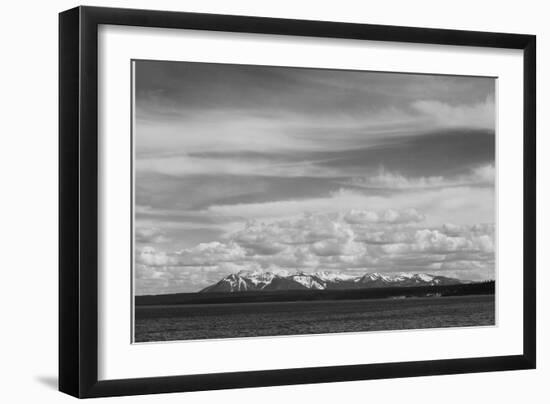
(199, 270, 467, 293)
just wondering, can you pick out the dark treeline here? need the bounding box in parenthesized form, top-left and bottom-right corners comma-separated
(135, 281, 495, 306)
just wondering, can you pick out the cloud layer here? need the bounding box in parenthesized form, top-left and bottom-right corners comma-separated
(133, 61, 496, 294)
(135, 210, 494, 294)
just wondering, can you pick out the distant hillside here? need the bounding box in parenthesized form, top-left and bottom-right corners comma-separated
(136, 280, 495, 306)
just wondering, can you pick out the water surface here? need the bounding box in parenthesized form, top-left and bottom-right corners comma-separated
(134, 294, 495, 343)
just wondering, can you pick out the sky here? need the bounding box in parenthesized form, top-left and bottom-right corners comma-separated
(133, 60, 495, 295)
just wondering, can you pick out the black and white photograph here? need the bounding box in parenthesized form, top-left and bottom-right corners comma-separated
(133, 60, 496, 343)
(50, 3, 541, 400)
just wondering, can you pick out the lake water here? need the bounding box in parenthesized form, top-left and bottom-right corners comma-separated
(134, 294, 495, 343)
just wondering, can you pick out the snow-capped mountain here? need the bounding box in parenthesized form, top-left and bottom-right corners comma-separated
(199, 271, 276, 293)
(199, 270, 465, 293)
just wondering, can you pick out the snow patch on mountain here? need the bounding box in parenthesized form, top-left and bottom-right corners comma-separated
(416, 273, 434, 282)
(313, 271, 357, 282)
(290, 274, 325, 289)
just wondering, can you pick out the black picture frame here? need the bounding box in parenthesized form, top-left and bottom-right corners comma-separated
(59, 5, 536, 398)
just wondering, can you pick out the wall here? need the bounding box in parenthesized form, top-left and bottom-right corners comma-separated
(0, 0, 546, 402)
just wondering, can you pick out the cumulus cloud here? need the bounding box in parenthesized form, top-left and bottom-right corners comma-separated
(178, 241, 246, 264)
(136, 241, 246, 267)
(382, 228, 494, 255)
(310, 237, 366, 257)
(344, 208, 425, 224)
(135, 227, 168, 244)
(431, 259, 495, 281)
(136, 210, 495, 292)
(137, 246, 178, 266)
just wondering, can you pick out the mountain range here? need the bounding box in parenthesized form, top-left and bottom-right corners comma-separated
(199, 271, 466, 293)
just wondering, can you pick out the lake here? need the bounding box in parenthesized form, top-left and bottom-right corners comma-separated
(134, 294, 494, 343)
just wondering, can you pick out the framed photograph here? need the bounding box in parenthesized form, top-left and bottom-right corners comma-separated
(59, 6, 536, 398)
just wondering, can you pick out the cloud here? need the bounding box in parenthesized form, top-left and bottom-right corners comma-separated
(344, 208, 425, 224)
(348, 164, 494, 190)
(412, 96, 495, 130)
(135, 227, 169, 244)
(136, 153, 341, 178)
(310, 237, 366, 257)
(136, 61, 495, 160)
(176, 241, 247, 266)
(134, 262, 245, 295)
(136, 242, 247, 267)
(137, 246, 178, 266)
(206, 185, 494, 227)
(135, 211, 495, 293)
(380, 228, 494, 255)
(471, 164, 495, 183)
(433, 260, 495, 281)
